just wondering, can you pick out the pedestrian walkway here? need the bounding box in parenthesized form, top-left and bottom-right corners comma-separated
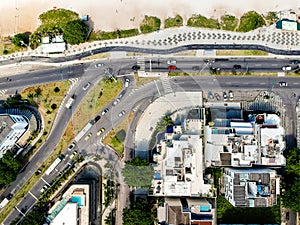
(136, 57, 145, 71)
(160, 75, 173, 94)
(1, 25, 300, 63)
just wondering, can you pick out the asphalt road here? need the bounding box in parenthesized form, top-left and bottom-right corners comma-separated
(1, 57, 300, 224)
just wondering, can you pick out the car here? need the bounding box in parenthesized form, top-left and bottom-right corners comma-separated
(282, 66, 292, 71)
(279, 81, 288, 87)
(286, 212, 289, 221)
(59, 154, 65, 161)
(35, 169, 42, 175)
(229, 90, 234, 100)
(168, 65, 177, 70)
(67, 142, 76, 151)
(124, 78, 130, 88)
(167, 59, 176, 65)
(70, 151, 78, 159)
(118, 90, 126, 99)
(233, 64, 242, 69)
(208, 91, 214, 99)
(132, 65, 141, 71)
(214, 93, 221, 101)
(94, 115, 101, 122)
(83, 82, 91, 90)
(84, 133, 92, 141)
(290, 60, 299, 65)
(97, 127, 105, 136)
(223, 92, 228, 101)
(118, 110, 126, 117)
(192, 66, 200, 71)
(40, 185, 48, 193)
(113, 98, 120, 106)
(101, 108, 109, 115)
(95, 63, 104, 68)
(204, 59, 215, 63)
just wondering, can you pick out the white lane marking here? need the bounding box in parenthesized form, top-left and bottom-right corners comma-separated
(154, 80, 161, 96)
(41, 177, 50, 186)
(29, 191, 38, 200)
(260, 83, 266, 84)
(15, 206, 26, 216)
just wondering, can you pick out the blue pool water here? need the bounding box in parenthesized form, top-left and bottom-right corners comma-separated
(71, 195, 85, 206)
(200, 205, 211, 212)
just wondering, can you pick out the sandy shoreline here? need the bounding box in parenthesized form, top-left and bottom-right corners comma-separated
(0, 0, 299, 37)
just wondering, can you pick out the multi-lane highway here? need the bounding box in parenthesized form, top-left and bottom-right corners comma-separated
(0, 56, 299, 224)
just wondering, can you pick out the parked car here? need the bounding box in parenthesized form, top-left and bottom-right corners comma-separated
(132, 65, 141, 71)
(223, 92, 228, 101)
(85, 133, 92, 141)
(214, 93, 221, 101)
(124, 78, 130, 88)
(94, 115, 101, 123)
(118, 110, 126, 117)
(286, 212, 289, 220)
(101, 108, 109, 115)
(67, 142, 76, 151)
(113, 98, 120, 106)
(168, 65, 177, 70)
(279, 81, 288, 87)
(95, 63, 104, 68)
(70, 151, 78, 159)
(229, 90, 234, 100)
(167, 59, 176, 65)
(83, 82, 91, 90)
(282, 66, 292, 71)
(40, 185, 49, 193)
(97, 127, 105, 136)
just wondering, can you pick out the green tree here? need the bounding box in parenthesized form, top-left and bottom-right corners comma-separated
(285, 148, 300, 176)
(63, 19, 89, 45)
(238, 11, 266, 32)
(122, 157, 154, 188)
(0, 152, 21, 185)
(53, 87, 60, 93)
(34, 87, 42, 98)
(123, 199, 156, 225)
(51, 103, 57, 110)
(12, 33, 27, 47)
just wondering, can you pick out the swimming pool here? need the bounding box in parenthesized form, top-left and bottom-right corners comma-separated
(200, 205, 211, 212)
(71, 195, 85, 206)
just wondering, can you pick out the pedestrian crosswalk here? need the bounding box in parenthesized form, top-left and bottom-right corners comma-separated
(137, 57, 145, 71)
(0, 89, 7, 96)
(160, 75, 173, 94)
(67, 78, 79, 94)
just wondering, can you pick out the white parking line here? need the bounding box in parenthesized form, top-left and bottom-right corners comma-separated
(29, 191, 38, 200)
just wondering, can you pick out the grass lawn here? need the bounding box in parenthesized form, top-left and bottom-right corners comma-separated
(0, 36, 27, 56)
(140, 16, 161, 34)
(187, 15, 220, 29)
(164, 15, 183, 28)
(103, 111, 134, 156)
(21, 81, 70, 140)
(216, 50, 268, 56)
(134, 73, 159, 87)
(61, 79, 123, 151)
(221, 15, 239, 31)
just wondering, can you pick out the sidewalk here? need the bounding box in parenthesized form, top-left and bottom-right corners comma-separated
(0, 26, 300, 64)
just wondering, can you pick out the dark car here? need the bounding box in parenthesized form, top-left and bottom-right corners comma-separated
(290, 60, 299, 65)
(286, 212, 289, 220)
(94, 115, 101, 122)
(233, 64, 242, 69)
(132, 65, 141, 71)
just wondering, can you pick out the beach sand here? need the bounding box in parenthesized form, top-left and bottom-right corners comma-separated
(0, 0, 299, 36)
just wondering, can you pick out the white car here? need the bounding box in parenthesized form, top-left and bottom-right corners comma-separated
(279, 81, 288, 87)
(229, 90, 234, 100)
(124, 78, 130, 88)
(118, 110, 126, 117)
(95, 63, 104, 68)
(167, 59, 176, 65)
(113, 98, 120, 106)
(282, 66, 292, 71)
(83, 82, 91, 90)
